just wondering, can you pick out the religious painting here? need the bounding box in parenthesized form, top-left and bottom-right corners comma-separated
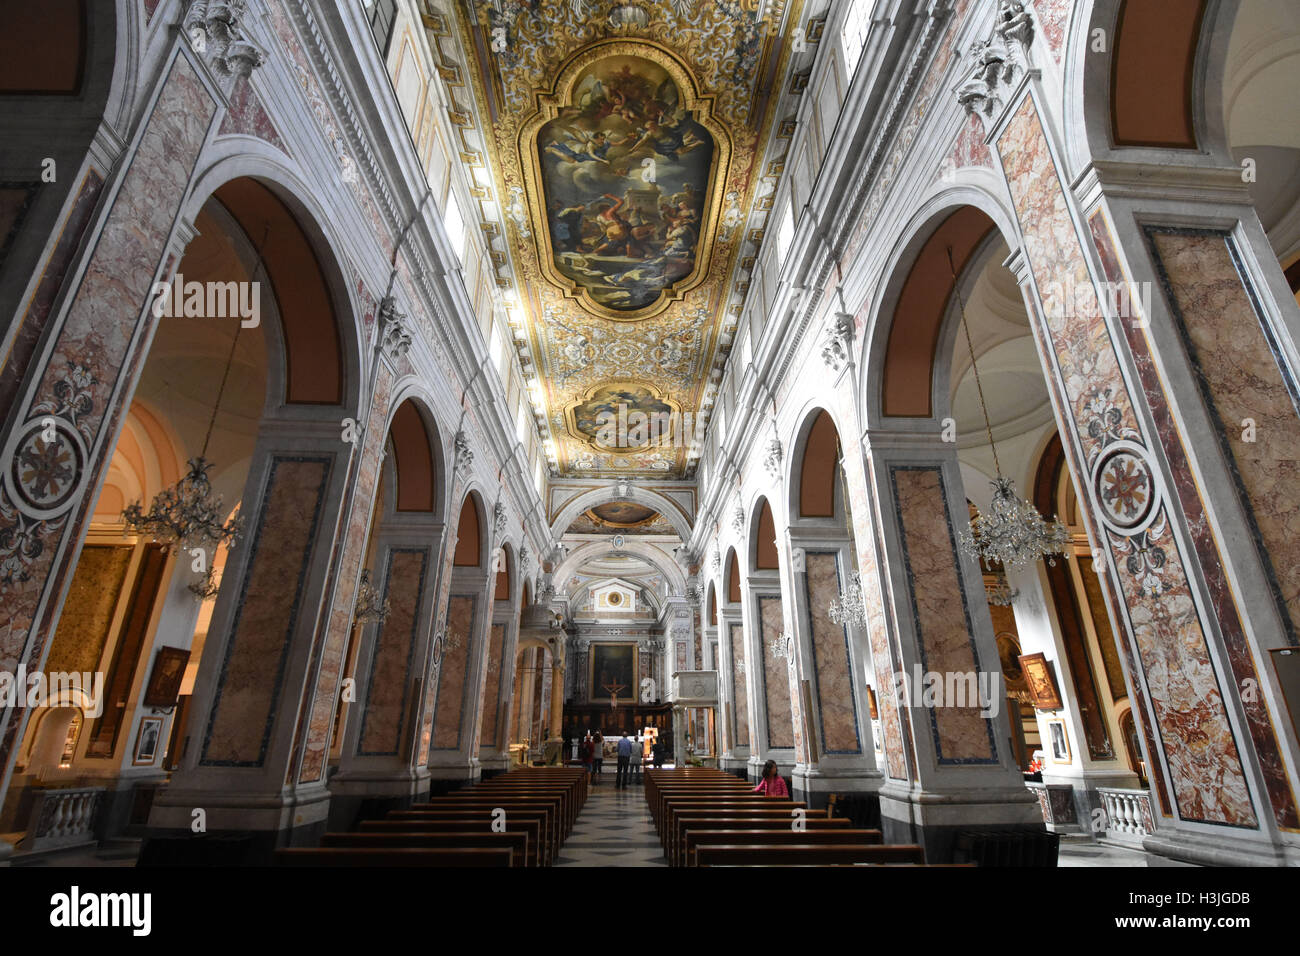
(589, 642, 637, 704)
(1048, 719, 1071, 763)
(565, 383, 680, 451)
(142, 646, 190, 708)
(133, 716, 163, 766)
(537, 55, 715, 312)
(1019, 652, 1064, 711)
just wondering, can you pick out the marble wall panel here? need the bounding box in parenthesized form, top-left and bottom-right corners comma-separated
(730, 621, 749, 748)
(889, 465, 998, 764)
(0, 170, 103, 423)
(359, 548, 427, 756)
(834, 400, 910, 780)
(1032, 0, 1071, 65)
(758, 595, 793, 749)
(997, 96, 1256, 826)
(202, 457, 332, 766)
(44, 545, 132, 676)
(1147, 228, 1300, 644)
(297, 368, 392, 783)
(804, 551, 862, 754)
(0, 58, 213, 773)
(432, 594, 475, 750)
(1088, 212, 1298, 828)
(479, 623, 505, 753)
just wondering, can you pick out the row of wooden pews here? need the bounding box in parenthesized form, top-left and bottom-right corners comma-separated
(272, 767, 587, 867)
(647, 768, 935, 867)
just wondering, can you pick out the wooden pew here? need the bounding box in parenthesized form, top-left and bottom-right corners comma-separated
(359, 815, 546, 866)
(320, 831, 529, 866)
(399, 797, 562, 849)
(695, 843, 926, 866)
(682, 827, 881, 867)
(272, 846, 514, 867)
(672, 816, 854, 867)
(666, 806, 820, 863)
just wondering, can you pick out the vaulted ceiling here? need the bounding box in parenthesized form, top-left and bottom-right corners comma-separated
(446, 0, 811, 477)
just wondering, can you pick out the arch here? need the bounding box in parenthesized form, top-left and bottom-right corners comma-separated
(859, 187, 1020, 428)
(788, 406, 845, 520)
(211, 178, 344, 406)
(387, 399, 437, 513)
(551, 539, 687, 597)
(724, 548, 742, 604)
(548, 484, 693, 541)
(453, 490, 486, 567)
(1110, 0, 1207, 148)
(494, 541, 514, 602)
(749, 497, 779, 572)
(182, 155, 365, 414)
(876, 206, 998, 418)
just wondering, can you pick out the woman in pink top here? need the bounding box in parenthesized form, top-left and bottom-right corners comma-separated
(753, 759, 789, 797)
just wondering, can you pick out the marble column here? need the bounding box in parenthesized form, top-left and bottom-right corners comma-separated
(783, 528, 880, 807)
(957, 24, 1300, 860)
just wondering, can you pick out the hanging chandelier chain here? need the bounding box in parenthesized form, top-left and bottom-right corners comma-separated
(947, 246, 1001, 478)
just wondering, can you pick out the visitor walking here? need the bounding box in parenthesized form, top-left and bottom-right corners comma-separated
(616, 732, 633, 788)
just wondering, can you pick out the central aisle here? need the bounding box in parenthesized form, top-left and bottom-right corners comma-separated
(555, 774, 666, 867)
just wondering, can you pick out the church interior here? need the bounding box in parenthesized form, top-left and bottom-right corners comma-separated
(1, 0, 1299, 881)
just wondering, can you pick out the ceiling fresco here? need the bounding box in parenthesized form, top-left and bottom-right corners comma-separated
(450, 0, 806, 476)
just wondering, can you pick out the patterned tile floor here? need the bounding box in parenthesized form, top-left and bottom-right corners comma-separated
(555, 772, 667, 867)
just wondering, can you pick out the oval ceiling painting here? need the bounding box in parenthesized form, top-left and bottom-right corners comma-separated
(538, 55, 715, 312)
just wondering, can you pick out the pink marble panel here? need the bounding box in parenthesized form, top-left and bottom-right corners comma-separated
(804, 552, 862, 754)
(0, 60, 212, 773)
(432, 594, 475, 750)
(891, 467, 996, 763)
(202, 457, 331, 765)
(297, 367, 393, 782)
(416, 542, 458, 765)
(1149, 230, 1300, 642)
(479, 623, 505, 753)
(219, 76, 288, 154)
(833, 398, 910, 780)
(359, 548, 428, 756)
(758, 595, 793, 749)
(730, 621, 749, 748)
(1032, 0, 1071, 66)
(1090, 212, 1297, 824)
(998, 97, 1256, 826)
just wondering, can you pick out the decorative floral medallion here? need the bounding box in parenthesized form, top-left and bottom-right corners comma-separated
(1090, 442, 1158, 534)
(6, 417, 87, 518)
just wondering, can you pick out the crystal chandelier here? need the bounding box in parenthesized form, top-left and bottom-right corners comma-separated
(767, 631, 794, 661)
(828, 571, 868, 627)
(947, 247, 1070, 578)
(984, 568, 1017, 607)
(124, 318, 247, 596)
(352, 569, 391, 625)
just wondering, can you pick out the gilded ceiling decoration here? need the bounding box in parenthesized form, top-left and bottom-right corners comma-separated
(450, 0, 805, 476)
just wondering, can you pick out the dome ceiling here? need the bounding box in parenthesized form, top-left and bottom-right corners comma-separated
(448, 0, 810, 476)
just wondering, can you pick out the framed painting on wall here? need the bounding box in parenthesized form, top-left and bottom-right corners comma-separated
(133, 716, 163, 766)
(1018, 652, 1063, 711)
(142, 646, 190, 708)
(1047, 718, 1071, 764)
(589, 643, 637, 704)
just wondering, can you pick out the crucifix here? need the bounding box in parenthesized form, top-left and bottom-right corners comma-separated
(602, 677, 626, 710)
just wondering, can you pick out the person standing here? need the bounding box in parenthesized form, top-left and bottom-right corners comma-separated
(581, 733, 593, 778)
(629, 733, 642, 784)
(616, 732, 633, 788)
(592, 731, 605, 782)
